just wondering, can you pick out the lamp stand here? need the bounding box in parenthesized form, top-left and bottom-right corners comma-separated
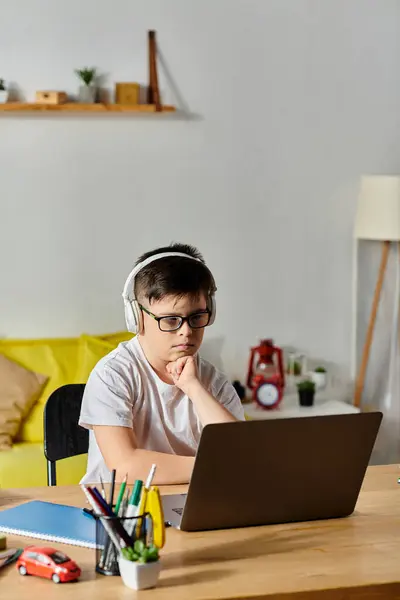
(354, 240, 391, 407)
(147, 30, 162, 112)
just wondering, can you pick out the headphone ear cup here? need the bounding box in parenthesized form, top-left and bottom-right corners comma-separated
(125, 301, 141, 334)
(208, 293, 216, 325)
(131, 300, 144, 335)
(124, 302, 136, 334)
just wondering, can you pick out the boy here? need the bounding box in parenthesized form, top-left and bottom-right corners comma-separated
(79, 243, 245, 485)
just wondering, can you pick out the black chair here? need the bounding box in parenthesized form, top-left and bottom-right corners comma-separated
(43, 384, 88, 486)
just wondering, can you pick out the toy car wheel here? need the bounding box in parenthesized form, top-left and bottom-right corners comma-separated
(52, 574, 61, 584)
(18, 565, 27, 576)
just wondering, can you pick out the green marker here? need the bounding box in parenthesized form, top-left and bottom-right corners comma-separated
(126, 480, 143, 535)
(115, 474, 128, 516)
(129, 480, 143, 510)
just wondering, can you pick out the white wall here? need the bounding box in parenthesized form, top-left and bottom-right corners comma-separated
(2, 0, 400, 381)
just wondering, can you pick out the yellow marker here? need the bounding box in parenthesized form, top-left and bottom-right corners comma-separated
(135, 486, 148, 538)
(135, 464, 165, 548)
(145, 486, 166, 549)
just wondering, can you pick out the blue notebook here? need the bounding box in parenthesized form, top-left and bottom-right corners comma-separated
(0, 501, 97, 549)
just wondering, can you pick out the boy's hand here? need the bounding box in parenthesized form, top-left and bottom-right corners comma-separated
(166, 356, 201, 395)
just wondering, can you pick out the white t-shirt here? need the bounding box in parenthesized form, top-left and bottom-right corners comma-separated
(79, 336, 245, 483)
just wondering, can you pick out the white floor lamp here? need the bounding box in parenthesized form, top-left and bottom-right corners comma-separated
(353, 175, 400, 408)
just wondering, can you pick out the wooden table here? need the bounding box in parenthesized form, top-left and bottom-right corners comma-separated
(1, 465, 399, 599)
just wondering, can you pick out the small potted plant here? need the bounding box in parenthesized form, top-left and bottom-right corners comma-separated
(75, 67, 97, 103)
(311, 366, 327, 390)
(297, 379, 316, 407)
(287, 360, 302, 376)
(118, 540, 161, 590)
(0, 79, 8, 103)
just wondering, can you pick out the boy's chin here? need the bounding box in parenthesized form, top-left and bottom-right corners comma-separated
(169, 346, 197, 359)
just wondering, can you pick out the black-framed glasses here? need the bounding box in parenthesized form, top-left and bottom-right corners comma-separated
(139, 304, 211, 332)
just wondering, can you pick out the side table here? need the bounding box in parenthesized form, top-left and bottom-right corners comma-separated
(243, 395, 360, 420)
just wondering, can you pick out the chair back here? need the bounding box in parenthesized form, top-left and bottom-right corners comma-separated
(43, 384, 88, 485)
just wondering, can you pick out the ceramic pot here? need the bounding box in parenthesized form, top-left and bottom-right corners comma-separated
(118, 557, 161, 590)
(78, 84, 96, 103)
(310, 372, 327, 390)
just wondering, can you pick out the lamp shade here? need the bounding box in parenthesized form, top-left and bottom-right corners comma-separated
(354, 175, 400, 240)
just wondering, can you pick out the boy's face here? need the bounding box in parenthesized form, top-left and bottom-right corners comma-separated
(140, 292, 208, 362)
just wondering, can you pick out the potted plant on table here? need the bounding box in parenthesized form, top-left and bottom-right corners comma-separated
(0, 79, 8, 103)
(118, 540, 161, 590)
(311, 366, 327, 390)
(287, 360, 302, 376)
(297, 379, 316, 407)
(75, 67, 97, 103)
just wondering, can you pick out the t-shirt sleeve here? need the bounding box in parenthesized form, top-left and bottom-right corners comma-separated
(79, 363, 134, 430)
(215, 380, 246, 421)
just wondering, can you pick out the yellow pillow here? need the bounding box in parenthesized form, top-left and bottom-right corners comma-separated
(0, 355, 48, 449)
(75, 335, 117, 383)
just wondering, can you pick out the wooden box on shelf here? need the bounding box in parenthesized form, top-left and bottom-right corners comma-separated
(35, 91, 67, 105)
(115, 83, 140, 105)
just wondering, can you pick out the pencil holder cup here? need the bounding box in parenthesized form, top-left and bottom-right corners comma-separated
(93, 511, 148, 576)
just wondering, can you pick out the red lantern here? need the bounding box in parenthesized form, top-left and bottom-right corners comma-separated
(246, 339, 285, 409)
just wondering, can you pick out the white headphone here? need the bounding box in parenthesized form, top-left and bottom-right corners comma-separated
(122, 252, 217, 334)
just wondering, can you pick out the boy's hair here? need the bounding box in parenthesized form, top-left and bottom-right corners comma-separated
(134, 242, 215, 304)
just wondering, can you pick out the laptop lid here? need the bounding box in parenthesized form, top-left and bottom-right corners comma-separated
(180, 412, 382, 532)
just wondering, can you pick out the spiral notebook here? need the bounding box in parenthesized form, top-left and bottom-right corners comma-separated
(0, 500, 97, 549)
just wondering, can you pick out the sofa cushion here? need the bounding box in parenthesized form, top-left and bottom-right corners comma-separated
(0, 442, 87, 488)
(99, 331, 134, 345)
(0, 355, 48, 449)
(0, 337, 80, 443)
(0, 332, 134, 445)
(75, 332, 134, 383)
(75, 335, 116, 383)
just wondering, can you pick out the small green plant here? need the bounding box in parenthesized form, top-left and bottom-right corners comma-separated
(121, 540, 159, 564)
(287, 361, 301, 376)
(0, 79, 6, 91)
(75, 67, 96, 86)
(314, 366, 326, 373)
(297, 379, 315, 392)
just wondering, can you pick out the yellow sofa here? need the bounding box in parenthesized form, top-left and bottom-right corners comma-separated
(0, 331, 133, 488)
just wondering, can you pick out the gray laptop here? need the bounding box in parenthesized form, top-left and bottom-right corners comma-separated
(162, 411, 382, 531)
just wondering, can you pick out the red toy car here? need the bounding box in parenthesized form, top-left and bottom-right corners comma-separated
(16, 546, 81, 583)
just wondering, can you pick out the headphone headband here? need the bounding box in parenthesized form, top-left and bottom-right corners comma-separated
(122, 252, 205, 303)
(122, 251, 217, 334)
